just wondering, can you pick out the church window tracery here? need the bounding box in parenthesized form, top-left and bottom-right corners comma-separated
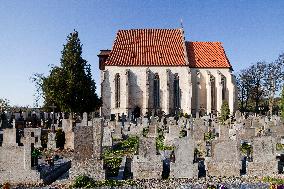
(115, 73, 120, 108)
(153, 73, 160, 109)
(174, 73, 180, 111)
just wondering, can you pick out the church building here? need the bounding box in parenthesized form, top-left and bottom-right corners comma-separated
(98, 29, 237, 118)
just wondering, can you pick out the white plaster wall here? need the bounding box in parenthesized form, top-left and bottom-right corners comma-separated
(102, 66, 192, 117)
(101, 66, 236, 117)
(191, 68, 236, 115)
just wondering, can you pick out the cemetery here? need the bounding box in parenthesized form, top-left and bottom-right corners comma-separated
(1, 109, 284, 188)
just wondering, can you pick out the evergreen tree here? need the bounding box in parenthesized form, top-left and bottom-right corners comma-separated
(33, 31, 100, 112)
(220, 101, 230, 123)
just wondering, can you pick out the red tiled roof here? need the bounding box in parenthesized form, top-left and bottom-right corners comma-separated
(104, 29, 232, 68)
(185, 41, 231, 68)
(104, 29, 187, 66)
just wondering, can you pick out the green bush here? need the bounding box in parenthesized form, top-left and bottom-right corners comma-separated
(156, 129, 174, 151)
(31, 148, 42, 158)
(103, 136, 139, 177)
(204, 131, 215, 141)
(263, 176, 284, 185)
(179, 130, 187, 138)
(276, 143, 284, 151)
(73, 175, 94, 188)
(220, 101, 230, 124)
(240, 142, 253, 155)
(142, 127, 149, 137)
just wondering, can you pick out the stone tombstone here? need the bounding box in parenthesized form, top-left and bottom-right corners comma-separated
(0, 128, 42, 184)
(219, 125, 230, 140)
(235, 110, 242, 122)
(82, 112, 88, 126)
(207, 139, 241, 177)
(171, 137, 198, 178)
(47, 132, 56, 149)
(62, 117, 74, 149)
(2, 128, 17, 147)
(70, 117, 105, 180)
(102, 126, 112, 147)
(164, 119, 180, 146)
(139, 137, 157, 157)
(137, 117, 142, 125)
(112, 122, 122, 139)
(131, 137, 162, 179)
(238, 127, 255, 140)
(147, 117, 158, 138)
(251, 118, 262, 129)
(193, 118, 206, 141)
(142, 117, 149, 127)
(247, 136, 278, 176)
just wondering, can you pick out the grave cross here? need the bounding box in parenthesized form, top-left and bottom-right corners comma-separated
(49, 103, 57, 133)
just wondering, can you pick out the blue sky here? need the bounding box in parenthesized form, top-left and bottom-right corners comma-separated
(0, 0, 283, 107)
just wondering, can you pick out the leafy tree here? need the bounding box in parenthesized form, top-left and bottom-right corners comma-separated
(263, 59, 284, 115)
(236, 69, 253, 112)
(32, 30, 100, 113)
(280, 87, 284, 119)
(220, 101, 230, 123)
(0, 98, 10, 112)
(250, 62, 267, 113)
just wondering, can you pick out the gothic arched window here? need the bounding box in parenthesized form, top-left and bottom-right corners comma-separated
(210, 76, 216, 111)
(174, 73, 180, 110)
(153, 73, 160, 109)
(221, 77, 226, 100)
(115, 73, 120, 108)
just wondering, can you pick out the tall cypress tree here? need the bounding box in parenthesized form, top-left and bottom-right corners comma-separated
(38, 30, 100, 113)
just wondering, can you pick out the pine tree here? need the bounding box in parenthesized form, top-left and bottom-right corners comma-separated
(34, 30, 100, 113)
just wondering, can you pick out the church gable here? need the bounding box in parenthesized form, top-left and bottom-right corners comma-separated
(105, 29, 187, 66)
(186, 41, 232, 68)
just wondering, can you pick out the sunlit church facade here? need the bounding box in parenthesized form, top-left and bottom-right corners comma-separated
(98, 29, 237, 118)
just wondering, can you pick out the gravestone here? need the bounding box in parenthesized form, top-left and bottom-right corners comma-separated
(193, 118, 206, 141)
(0, 128, 42, 184)
(2, 127, 17, 147)
(165, 121, 180, 146)
(102, 126, 112, 147)
(69, 117, 105, 180)
(112, 122, 122, 139)
(131, 136, 162, 179)
(62, 117, 74, 149)
(47, 132, 56, 149)
(82, 112, 88, 126)
(207, 139, 241, 177)
(142, 118, 148, 127)
(235, 110, 242, 122)
(247, 136, 278, 176)
(238, 127, 255, 140)
(170, 137, 198, 178)
(147, 117, 158, 138)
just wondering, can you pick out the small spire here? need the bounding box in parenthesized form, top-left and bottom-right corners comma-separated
(180, 18, 184, 30)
